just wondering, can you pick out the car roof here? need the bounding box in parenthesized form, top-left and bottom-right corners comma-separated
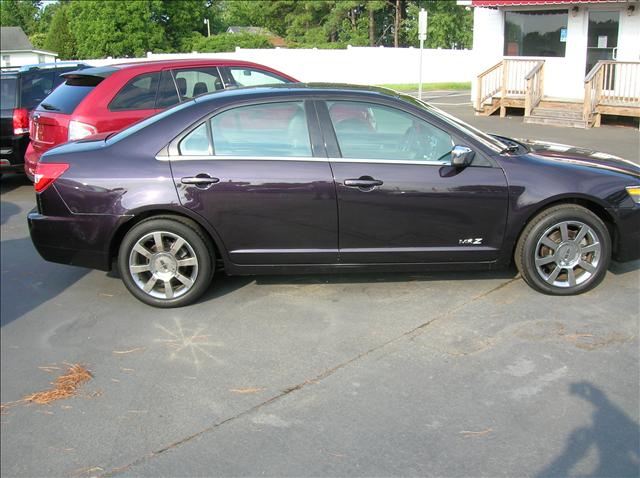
(193, 82, 405, 103)
(109, 58, 282, 71)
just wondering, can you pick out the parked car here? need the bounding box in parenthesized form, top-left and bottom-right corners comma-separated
(0, 62, 88, 175)
(24, 59, 297, 180)
(28, 84, 640, 307)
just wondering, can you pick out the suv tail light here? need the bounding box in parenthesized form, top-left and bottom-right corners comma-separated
(34, 163, 69, 193)
(13, 108, 29, 135)
(68, 120, 97, 141)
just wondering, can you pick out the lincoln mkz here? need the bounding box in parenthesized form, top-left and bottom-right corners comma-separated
(28, 85, 640, 307)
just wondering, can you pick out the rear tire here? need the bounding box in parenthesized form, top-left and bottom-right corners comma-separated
(515, 205, 610, 295)
(118, 216, 214, 307)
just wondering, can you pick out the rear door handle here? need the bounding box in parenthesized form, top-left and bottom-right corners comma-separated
(181, 175, 220, 186)
(344, 178, 383, 188)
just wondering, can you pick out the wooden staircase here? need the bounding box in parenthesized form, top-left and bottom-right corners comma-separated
(475, 59, 640, 129)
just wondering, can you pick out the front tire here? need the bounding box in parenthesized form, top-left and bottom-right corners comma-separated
(118, 216, 214, 307)
(515, 205, 611, 295)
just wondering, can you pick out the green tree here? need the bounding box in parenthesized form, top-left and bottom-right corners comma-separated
(66, 0, 168, 58)
(0, 0, 41, 35)
(403, 0, 472, 49)
(44, 5, 75, 59)
(192, 32, 273, 53)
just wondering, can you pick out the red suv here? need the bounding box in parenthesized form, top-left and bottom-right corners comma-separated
(25, 59, 297, 180)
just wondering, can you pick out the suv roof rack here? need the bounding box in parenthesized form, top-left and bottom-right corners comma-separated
(0, 62, 89, 73)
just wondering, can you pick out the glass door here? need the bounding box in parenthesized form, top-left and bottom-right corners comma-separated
(586, 11, 620, 77)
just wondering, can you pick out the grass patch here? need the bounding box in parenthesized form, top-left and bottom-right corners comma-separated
(376, 82, 471, 92)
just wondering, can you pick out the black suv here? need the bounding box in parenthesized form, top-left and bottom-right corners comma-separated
(1, 62, 87, 175)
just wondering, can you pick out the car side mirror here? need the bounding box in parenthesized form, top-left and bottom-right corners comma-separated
(451, 145, 475, 168)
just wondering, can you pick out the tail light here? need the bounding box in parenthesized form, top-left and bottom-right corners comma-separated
(68, 120, 98, 141)
(34, 163, 69, 193)
(13, 108, 29, 135)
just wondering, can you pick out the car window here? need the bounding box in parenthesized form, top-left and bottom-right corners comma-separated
(173, 67, 223, 101)
(109, 72, 160, 111)
(35, 77, 100, 114)
(327, 101, 454, 163)
(179, 123, 210, 156)
(228, 67, 290, 87)
(1, 76, 17, 109)
(20, 70, 55, 110)
(209, 101, 311, 157)
(156, 69, 180, 109)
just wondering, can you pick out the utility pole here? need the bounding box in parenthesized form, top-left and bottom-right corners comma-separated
(204, 18, 210, 37)
(418, 9, 427, 101)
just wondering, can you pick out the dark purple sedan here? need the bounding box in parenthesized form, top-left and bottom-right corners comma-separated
(28, 84, 640, 307)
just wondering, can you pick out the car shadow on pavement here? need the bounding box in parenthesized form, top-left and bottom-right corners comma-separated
(537, 382, 640, 478)
(197, 267, 520, 303)
(0, 173, 31, 196)
(0, 237, 89, 327)
(0, 200, 21, 225)
(608, 260, 640, 275)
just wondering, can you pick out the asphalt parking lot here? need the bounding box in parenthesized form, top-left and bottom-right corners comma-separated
(1, 97, 639, 478)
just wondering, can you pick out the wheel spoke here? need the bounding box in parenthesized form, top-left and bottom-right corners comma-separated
(546, 266, 561, 284)
(175, 272, 194, 288)
(567, 267, 576, 287)
(153, 232, 164, 252)
(580, 243, 600, 255)
(541, 237, 558, 250)
(177, 257, 197, 268)
(574, 225, 588, 244)
(535, 255, 556, 266)
(170, 237, 185, 256)
(130, 264, 151, 274)
(143, 274, 158, 293)
(579, 260, 596, 273)
(559, 222, 569, 242)
(133, 243, 153, 259)
(164, 280, 174, 299)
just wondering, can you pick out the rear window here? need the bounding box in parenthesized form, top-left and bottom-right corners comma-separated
(1, 76, 17, 109)
(36, 78, 99, 115)
(19, 70, 55, 110)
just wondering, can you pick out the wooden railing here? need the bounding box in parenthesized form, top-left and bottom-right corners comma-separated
(475, 61, 503, 111)
(524, 61, 544, 116)
(476, 59, 545, 114)
(584, 61, 640, 124)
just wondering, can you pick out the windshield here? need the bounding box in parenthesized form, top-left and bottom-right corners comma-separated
(107, 99, 196, 144)
(1, 76, 17, 109)
(399, 93, 509, 153)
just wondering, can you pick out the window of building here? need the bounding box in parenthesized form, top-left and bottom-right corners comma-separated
(504, 10, 568, 57)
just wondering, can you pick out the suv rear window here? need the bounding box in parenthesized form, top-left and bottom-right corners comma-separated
(36, 77, 100, 115)
(1, 76, 17, 109)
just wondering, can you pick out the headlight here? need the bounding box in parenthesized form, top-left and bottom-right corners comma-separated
(626, 186, 640, 204)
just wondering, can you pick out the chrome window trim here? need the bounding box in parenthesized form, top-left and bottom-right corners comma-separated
(155, 153, 449, 166)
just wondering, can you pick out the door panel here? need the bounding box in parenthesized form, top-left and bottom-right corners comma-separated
(172, 160, 338, 264)
(332, 162, 508, 263)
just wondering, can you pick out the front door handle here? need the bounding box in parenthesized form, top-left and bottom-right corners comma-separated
(181, 175, 220, 187)
(344, 177, 383, 188)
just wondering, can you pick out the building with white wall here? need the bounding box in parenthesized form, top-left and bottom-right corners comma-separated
(461, 0, 639, 126)
(0, 27, 58, 68)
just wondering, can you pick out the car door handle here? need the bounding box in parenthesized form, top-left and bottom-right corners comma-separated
(344, 178, 383, 188)
(181, 175, 220, 186)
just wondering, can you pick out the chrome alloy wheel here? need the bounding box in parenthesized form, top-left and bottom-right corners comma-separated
(534, 220, 601, 288)
(128, 231, 199, 300)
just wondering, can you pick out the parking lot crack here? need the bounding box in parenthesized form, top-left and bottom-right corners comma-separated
(101, 277, 518, 477)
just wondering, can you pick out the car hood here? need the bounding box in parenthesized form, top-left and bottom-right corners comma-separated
(517, 139, 640, 179)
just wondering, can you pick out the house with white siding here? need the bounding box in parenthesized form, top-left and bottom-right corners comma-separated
(459, 0, 639, 127)
(0, 27, 58, 68)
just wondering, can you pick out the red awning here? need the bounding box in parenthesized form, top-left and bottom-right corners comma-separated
(471, 0, 626, 6)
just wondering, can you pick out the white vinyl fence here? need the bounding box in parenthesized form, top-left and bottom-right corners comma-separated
(80, 46, 475, 86)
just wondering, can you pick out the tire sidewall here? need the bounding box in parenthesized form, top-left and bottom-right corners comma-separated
(118, 218, 214, 307)
(520, 207, 611, 295)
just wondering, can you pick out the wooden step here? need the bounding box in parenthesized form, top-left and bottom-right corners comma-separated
(524, 115, 589, 129)
(531, 108, 584, 120)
